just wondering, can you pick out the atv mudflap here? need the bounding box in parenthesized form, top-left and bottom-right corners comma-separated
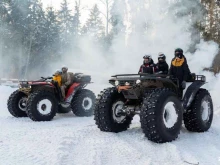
(117, 86, 140, 99)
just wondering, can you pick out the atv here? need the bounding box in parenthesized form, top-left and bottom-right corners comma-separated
(7, 73, 96, 121)
(94, 73, 213, 143)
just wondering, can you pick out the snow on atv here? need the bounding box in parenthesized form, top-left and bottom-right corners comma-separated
(7, 73, 96, 121)
(94, 73, 213, 143)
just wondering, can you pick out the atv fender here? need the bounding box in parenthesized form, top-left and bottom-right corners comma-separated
(182, 81, 206, 110)
(65, 83, 81, 102)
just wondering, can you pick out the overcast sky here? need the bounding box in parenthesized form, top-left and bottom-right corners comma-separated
(41, 0, 106, 24)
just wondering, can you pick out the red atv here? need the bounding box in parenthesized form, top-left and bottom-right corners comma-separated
(7, 73, 96, 121)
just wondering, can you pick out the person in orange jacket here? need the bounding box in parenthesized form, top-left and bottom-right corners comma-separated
(52, 70, 62, 87)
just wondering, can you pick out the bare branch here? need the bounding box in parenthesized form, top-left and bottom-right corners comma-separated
(99, 11, 107, 18)
(183, 161, 199, 165)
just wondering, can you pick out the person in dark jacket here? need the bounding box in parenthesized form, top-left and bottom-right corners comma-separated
(169, 48, 191, 97)
(138, 55, 156, 74)
(155, 52, 169, 74)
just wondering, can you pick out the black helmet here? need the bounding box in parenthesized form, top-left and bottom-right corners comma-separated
(175, 48, 183, 53)
(174, 48, 183, 58)
(158, 52, 166, 61)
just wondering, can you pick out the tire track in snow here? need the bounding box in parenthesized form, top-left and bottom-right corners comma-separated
(56, 125, 150, 165)
(56, 127, 108, 165)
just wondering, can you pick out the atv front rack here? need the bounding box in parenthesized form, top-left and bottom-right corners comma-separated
(111, 74, 206, 82)
(111, 73, 169, 78)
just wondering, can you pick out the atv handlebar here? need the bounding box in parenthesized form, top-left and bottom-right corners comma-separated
(41, 76, 52, 79)
(40, 77, 53, 81)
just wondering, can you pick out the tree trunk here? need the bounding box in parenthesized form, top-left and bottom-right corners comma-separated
(0, 39, 3, 77)
(209, 0, 215, 37)
(106, 0, 109, 35)
(25, 35, 33, 79)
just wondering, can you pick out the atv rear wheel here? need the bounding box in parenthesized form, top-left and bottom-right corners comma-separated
(26, 90, 58, 121)
(140, 88, 183, 143)
(94, 87, 133, 133)
(183, 88, 213, 132)
(7, 90, 28, 117)
(71, 89, 95, 117)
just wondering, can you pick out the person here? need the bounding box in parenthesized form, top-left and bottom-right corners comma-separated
(155, 52, 169, 74)
(52, 70, 62, 86)
(60, 66, 72, 100)
(169, 48, 191, 97)
(138, 55, 156, 74)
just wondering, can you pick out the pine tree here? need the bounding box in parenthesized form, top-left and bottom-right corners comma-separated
(5, 0, 33, 78)
(83, 4, 105, 40)
(58, 0, 73, 52)
(110, 0, 126, 36)
(24, 0, 47, 76)
(0, 0, 10, 75)
(107, 0, 126, 49)
(99, 0, 113, 36)
(44, 6, 60, 62)
(72, 1, 81, 38)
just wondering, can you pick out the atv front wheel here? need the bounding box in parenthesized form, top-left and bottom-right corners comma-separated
(26, 90, 58, 121)
(71, 89, 95, 117)
(7, 90, 28, 117)
(94, 87, 133, 133)
(183, 88, 213, 132)
(140, 88, 183, 143)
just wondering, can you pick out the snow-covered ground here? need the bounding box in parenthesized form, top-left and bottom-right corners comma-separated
(1, 84, 220, 165)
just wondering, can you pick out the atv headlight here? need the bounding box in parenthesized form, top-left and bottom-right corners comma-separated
(136, 79, 141, 84)
(125, 82, 130, 86)
(115, 80, 119, 86)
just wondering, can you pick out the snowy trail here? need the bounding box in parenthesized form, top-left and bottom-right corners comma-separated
(1, 86, 220, 165)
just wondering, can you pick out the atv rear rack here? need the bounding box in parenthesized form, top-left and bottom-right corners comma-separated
(195, 75, 206, 82)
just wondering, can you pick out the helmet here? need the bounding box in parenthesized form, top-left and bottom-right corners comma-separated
(143, 54, 151, 59)
(143, 55, 152, 64)
(174, 48, 183, 58)
(158, 53, 166, 62)
(175, 48, 183, 53)
(55, 69, 62, 75)
(61, 66, 68, 73)
(61, 66, 68, 70)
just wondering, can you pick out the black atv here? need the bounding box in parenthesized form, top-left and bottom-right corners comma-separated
(94, 73, 213, 143)
(7, 73, 96, 121)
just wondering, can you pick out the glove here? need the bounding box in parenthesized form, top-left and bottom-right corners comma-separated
(181, 81, 186, 89)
